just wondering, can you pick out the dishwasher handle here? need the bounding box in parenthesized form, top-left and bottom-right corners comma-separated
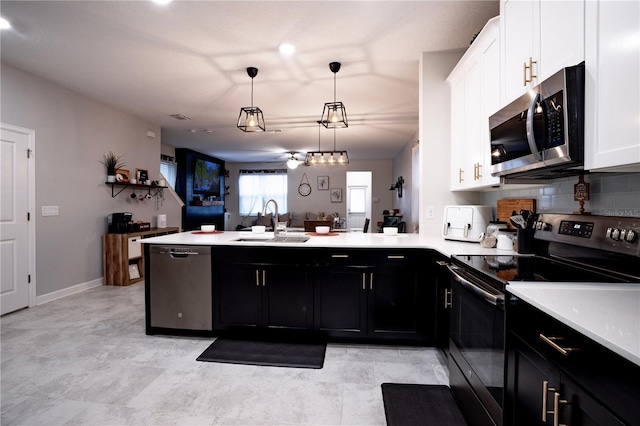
(155, 248, 201, 258)
(446, 264, 504, 307)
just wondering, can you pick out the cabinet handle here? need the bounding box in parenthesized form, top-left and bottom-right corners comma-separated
(444, 289, 452, 309)
(552, 392, 569, 426)
(458, 168, 464, 183)
(476, 163, 482, 179)
(542, 380, 558, 422)
(262, 270, 266, 287)
(331, 254, 349, 258)
(362, 273, 366, 290)
(370, 273, 374, 290)
(539, 334, 579, 356)
(387, 255, 405, 259)
(255, 269, 260, 286)
(524, 57, 538, 85)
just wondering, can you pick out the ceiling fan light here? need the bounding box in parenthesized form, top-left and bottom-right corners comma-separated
(287, 154, 300, 170)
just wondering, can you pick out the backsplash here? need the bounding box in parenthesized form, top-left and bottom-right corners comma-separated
(482, 173, 640, 218)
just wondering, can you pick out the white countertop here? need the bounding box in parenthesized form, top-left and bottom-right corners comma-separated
(507, 282, 640, 367)
(140, 230, 509, 257)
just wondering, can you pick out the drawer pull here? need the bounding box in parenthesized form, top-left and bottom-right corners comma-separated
(331, 254, 349, 258)
(539, 334, 579, 356)
(387, 255, 405, 259)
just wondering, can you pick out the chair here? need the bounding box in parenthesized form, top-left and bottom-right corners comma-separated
(363, 218, 370, 233)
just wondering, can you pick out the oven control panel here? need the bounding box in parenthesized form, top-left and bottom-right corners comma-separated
(558, 220, 594, 238)
(534, 213, 640, 257)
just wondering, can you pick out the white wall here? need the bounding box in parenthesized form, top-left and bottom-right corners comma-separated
(1, 63, 182, 298)
(224, 160, 393, 229)
(418, 51, 483, 237)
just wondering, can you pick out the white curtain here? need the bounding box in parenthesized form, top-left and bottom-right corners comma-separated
(239, 170, 287, 215)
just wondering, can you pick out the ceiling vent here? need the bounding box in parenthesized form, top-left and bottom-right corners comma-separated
(170, 113, 191, 120)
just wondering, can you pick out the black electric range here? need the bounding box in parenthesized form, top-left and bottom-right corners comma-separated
(446, 213, 640, 426)
(451, 213, 640, 291)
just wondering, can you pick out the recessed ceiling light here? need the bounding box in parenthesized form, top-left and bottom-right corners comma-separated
(0, 17, 12, 30)
(278, 43, 296, 56)
(151, 0, 172, 5)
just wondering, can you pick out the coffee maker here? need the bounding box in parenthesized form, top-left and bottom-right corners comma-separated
(108, 212, 133, 233)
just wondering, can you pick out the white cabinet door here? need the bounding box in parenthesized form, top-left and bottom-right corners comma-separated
(448, 17, 501, 191)
(539, 1, 584, 81)
(585, 0, 640, 171)
(449, 71, 467, 190)
(501, 0, 584, 106)
(480, 31, 501, 187)
(501, 0, 535, 105)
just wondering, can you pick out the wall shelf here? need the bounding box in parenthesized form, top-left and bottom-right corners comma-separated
(105, 182, 167, 198)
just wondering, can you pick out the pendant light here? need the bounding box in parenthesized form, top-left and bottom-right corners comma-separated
(320, 62, 348, 128)
(305, 122, 349, 165)
(237, 67, 266, 132)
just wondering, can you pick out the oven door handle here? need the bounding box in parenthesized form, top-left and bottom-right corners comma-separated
(446, 265, 504, 307)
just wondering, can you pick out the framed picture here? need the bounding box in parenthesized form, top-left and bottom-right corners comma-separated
(330, 188, 342, 203)
(317, 176, 329, 190)
(136, 168, 149, 184)
(115, 168, 130, 183)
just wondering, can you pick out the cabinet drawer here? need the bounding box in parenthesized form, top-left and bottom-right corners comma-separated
(128, 237, 142, 259)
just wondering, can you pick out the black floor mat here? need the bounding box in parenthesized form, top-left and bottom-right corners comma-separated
(197, 336, 326, 369)
(381, 383, 468, 426)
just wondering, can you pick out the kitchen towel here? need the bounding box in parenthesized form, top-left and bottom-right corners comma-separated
(381, 383, 468, 426)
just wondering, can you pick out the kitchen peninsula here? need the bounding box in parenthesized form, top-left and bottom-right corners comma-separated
(141, 230, 501, 344)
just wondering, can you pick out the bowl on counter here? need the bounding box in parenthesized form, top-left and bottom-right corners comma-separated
(252, 225, 266, 234)
(315, 226, 330, 234)
(201, 225, 216, 233)
(383, 227, 398, 236)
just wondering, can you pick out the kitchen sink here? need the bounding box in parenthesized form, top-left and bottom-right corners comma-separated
(233, 236, 309, 243)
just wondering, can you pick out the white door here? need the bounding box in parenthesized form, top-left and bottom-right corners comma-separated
(1, 124, 34, 315)
(346, 171, 371, 232)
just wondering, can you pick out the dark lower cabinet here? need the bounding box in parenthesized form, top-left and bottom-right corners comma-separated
(505, 298, 638, 426)
(313, 249, 433, 344)
(211, 246, 442, 344)
(213, 248, 313, 332)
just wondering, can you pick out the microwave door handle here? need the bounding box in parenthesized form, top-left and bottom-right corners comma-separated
(446, 265, 504, 307)
(526, 92, 543, 161)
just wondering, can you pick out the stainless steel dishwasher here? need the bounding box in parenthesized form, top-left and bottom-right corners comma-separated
(149, 245, 212, 331)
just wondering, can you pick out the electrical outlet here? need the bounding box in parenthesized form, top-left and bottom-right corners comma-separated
(426, 206, 435, 219)
(41, 205, 59, 216)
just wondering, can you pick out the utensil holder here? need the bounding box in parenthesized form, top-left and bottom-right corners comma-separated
(517, 228, 536, 254)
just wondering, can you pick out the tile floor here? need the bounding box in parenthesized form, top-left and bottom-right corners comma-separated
(1, 283, 449, 425)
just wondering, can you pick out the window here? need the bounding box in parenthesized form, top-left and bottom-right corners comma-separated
(160, 154, 177, 189)
(239, 169, 287, 215)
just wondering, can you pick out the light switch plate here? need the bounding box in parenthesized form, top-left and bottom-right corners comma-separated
(41, 205, 59, 216)
(426, 206, 435, 219)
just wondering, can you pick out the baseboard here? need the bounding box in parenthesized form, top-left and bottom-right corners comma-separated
(36, 277, 103, 305)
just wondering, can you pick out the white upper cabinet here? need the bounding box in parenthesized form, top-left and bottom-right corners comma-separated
(448, 17, 501, 191)
(584, 0, 640, 171)
(501, 0, 584, 106)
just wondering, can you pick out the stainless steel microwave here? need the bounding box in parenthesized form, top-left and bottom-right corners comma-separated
(489, 62, 585, 179)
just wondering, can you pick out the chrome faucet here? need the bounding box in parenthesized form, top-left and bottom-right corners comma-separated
(262, 199, 280, 236)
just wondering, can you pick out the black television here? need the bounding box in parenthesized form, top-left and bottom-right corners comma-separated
(192, 158, 221, 196)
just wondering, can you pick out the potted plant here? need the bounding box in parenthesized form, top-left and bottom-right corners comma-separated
(101, 151, 126, 182)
